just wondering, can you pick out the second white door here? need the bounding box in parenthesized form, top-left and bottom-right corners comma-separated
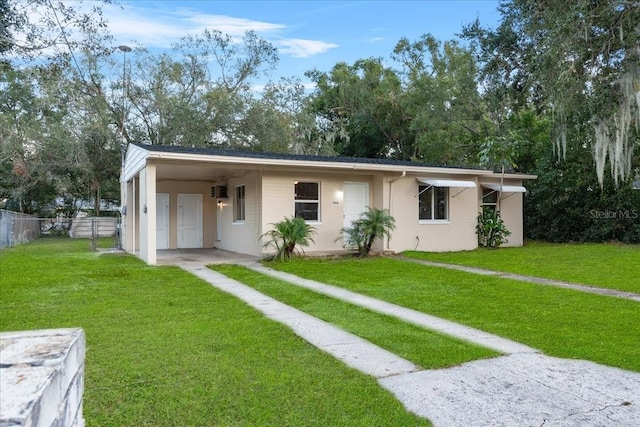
(177, 194, 203, 248)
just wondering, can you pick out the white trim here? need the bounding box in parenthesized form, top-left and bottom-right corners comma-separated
(417, 178, 476, 188)
(482, 183, 527, 193)
(123, 144, 150, 182)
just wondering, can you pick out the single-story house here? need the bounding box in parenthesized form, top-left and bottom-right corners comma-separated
(121, 143, 536, 265)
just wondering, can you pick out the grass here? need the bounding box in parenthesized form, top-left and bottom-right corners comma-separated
(1, 238, 429, 426)
(403, 241, 640, 294)
(212, 264, 499, 369)
(267, 256, 640, 372)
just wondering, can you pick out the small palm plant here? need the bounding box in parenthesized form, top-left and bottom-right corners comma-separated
(261, 216, 316, 260)
(339, 207, 395, 257)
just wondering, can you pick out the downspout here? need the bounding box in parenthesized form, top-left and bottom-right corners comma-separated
(132, 176, 136, 255)
(386, 171, 406, 249)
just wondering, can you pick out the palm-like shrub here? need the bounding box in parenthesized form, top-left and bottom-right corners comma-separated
(261, 216, 316, 260)
(339, 207, 395, 257)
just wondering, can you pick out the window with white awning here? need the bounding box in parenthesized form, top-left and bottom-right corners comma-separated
(481, 183, 526, 193)
(417, 178, 476, 188)
(417, 178, 476, 199)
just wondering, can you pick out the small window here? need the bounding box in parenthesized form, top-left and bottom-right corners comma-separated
(419, 185, 448, 221)
(481, 188, 497, 214)
(295, 182, 319, 222)
(234, 185, 245, 222)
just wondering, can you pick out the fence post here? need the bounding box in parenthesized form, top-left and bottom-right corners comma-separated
(9, 218, 14, 247)
(91, 218, 96, 251)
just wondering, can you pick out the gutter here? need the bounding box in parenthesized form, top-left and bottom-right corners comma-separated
(387, 171, 407, 249)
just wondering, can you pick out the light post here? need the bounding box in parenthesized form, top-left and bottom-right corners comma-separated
(117, 45, 131, 250)
(117, 45, 132, 163)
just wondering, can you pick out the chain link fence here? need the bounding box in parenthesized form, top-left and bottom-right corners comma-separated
(0, 209, 120, 250)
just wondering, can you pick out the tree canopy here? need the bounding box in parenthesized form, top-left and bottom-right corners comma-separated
(1, 0, 638, 242)
(463, 0, 640, 187)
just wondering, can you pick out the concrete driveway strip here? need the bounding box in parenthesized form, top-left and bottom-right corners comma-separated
(379, 353, 640, 427)
(180, 264, 419, 378)
(243, 262, 537, 355)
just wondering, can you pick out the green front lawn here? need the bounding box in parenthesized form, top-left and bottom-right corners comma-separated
(1, 239, 429, 426)
(403, 241, 640, 293)
(268, 257, 640, 372)
(212, 264, 499, 369)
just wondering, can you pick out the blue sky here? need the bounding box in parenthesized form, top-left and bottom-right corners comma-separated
(104, 1, 501, 87)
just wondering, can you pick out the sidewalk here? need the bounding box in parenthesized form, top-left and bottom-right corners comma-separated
(398, 256, 640, 302)
(180, 262, 640, 426)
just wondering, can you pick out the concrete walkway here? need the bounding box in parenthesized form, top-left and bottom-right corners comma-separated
(245, 262, 536, 355)
(180, 262, 640, 426)
(399, 256, 640, 303)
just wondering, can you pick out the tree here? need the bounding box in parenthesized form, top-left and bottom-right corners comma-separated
(478, 133, 519, 211)
(305, 59, 410, 159)
(392, 34, 490, 165)
(463, 0, 640, 186)
(305, 35, 491, 165)
(125, 30, 278, 148)
(1, 0, 113, 61)
(261, 216, 316, 260)
(339, 207, 395, 257)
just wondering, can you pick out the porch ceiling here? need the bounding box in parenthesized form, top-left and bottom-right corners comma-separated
(155, 161, 242, 182)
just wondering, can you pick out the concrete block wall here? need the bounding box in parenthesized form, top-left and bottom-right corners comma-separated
(0, 328, 86, 427)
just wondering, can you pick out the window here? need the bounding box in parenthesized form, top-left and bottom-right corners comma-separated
(481, 188, 498, 214)
(295, 181, 319, 222)
(419, 185, 448, 221)
(234, 185, 245, 222)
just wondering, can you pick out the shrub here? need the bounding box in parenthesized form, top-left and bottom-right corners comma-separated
(261, 216, 316, 260)
(339, 208, 395, 257)
(476, 210, 511, 248)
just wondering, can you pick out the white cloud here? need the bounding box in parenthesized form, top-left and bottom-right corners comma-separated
(275, 38, 339, 58)
(178, 11, 286, 36)
(367, 37, 385, 43)
(103, 4, 285, 48)
(102, 3, 336, 59)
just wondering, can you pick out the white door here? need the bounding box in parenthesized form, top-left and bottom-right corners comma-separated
(177, 194, 203, 248)
(343, 182, 369, 243)
(156, 193, 169, 250)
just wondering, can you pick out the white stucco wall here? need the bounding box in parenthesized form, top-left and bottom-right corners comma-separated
(388, 175, 479, 253)
(214, 171, 262, 255)
(261, 171, 376, 254)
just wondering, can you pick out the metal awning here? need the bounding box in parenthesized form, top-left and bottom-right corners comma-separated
(482, 183, 526, 193)
(417, 178, 476, 188)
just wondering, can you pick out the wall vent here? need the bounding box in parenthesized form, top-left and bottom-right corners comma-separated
(211, 185, 228, 198)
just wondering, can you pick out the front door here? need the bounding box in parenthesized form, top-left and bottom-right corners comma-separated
(177, 194, 203, 248)
(156, 193, 169, 250)
(343, 182, 369, 243)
